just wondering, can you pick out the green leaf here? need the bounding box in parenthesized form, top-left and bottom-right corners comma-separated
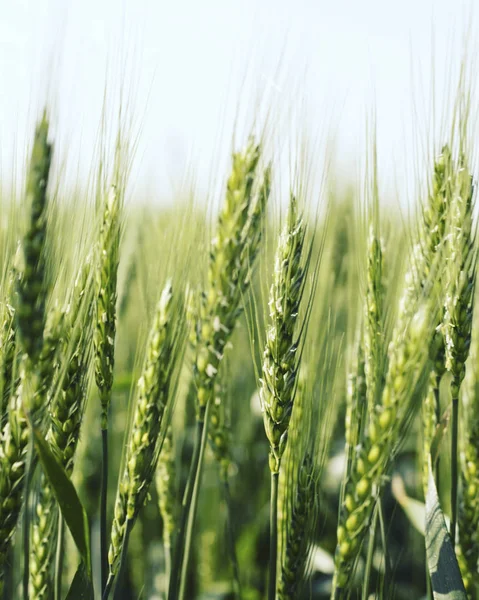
(64, 563, 94, 600)
(425, 456, 466, 599)
(31, 426, 92, 578)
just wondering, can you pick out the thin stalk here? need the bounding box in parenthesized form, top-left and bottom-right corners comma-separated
(426, 569, 432, 600)
(378, 499, 389, 593)
(178, 401, 211, 600)
(223, 479, 242, 600)
(54, 514, 65, 600)
(451, 397, 459, 546)
(434, 387, 441, 496)
(101, 427, 109, 594)
(112, 518, 134, 600)
(103, 574, 114, 600)
(168, 420, 203, 599)
(362, 506, 378, 600)
(268, 470, 279, 600)
(164, 543, 172, 597)
(169, 400, 210, 600)
(22, 434, 35, 600)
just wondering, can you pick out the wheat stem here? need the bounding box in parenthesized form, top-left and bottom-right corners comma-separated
(362, 505, 378, 600)
(169, 416, 205, 600)
(164, 543, 172, 596)
(451, 398, 460, 546)
(103, 575, 114, 600)
(223, 479, 242, 600)
(101, 427, 109, 593)
(54, 514, 64, 600)
(378, 498, 390, 591)
(156, 426, 176, 592)
(22, 435, 34, 600)
(112, 518, 134, 600)
(178, 399, 211, 600)
(269, 471, 279, 600)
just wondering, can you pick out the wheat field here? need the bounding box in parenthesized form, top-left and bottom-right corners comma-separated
(1, 35, 479, 600)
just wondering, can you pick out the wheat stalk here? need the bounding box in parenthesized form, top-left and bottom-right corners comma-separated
(156, 426, 177, 590)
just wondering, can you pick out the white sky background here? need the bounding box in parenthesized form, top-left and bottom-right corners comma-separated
(0, 0, 476, 207)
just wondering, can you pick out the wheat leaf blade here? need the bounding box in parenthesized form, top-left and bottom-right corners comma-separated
(31, 425, 92, 579)
(425, 456, 467, 599)
(64, 563, 94, 600)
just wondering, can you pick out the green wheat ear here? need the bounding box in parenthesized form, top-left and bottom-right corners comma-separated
(0, 271, 17, 428)
(95, 184, 121, 430)
(277, 370, 315, 600)
(332, 211, 442, 596)
(29, 259, 94, 598)
(443, 154, 476, 550)
(261, 194, 308, 474)
(16, 113, 52, 367)
(208, 377, 232, 481)
(169, 137, 271, 600)
(0, 113, 53, 595)
(260, 193, 310, 600)
(444, 159, 474, 401)
(344, 327, 367, 466)
(363, 228, 384, 414)
(417, 146, 454, 495)
(278, 452, 315, 600)
(192, 138, 270, 420)
(107, 281, 185, 588)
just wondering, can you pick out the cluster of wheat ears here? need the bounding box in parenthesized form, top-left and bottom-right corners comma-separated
(1, 83, 479, 600)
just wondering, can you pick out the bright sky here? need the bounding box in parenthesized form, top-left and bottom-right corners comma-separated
(0, 0, 476, 204)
